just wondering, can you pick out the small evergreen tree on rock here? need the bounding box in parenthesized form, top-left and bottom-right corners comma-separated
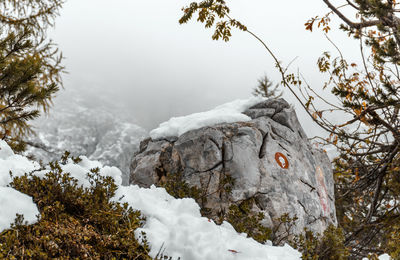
(252, 75, 283, 99)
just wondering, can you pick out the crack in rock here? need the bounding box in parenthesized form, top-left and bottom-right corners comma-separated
(271, 125, 292, 145)
(297, 200, 318, 224)
(191, 161, 223, 174)
(208, 137, 221, 150)
(259, 132, 269, 159)
(299, 179, 317, 192)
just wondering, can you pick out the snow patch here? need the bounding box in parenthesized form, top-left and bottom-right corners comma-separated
(113, 185, 301, 260)
(150, 96, 265, 139)
(0, 140, 40, 186)
(0, 187, 39, 231)
(36, 156, 123, 187)
(363, 254, 390, 260)
(0, 140, 40, 232)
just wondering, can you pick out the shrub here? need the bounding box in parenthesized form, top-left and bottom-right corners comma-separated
(225, 198, 272, 244)
(162, 170, 350, 259)
(161, 171, 211, 217)
(0, 153, 151, 259)
(291, 225, 350, 260)
(386, 224, 400, 259)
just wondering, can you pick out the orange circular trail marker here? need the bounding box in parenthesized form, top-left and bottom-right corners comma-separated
(275, 152, 289, 169)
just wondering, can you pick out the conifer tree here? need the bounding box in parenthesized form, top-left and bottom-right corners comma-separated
(0, 0, 64, 152)
(178, 0, 400, 257)
(252, 75, 282, 99)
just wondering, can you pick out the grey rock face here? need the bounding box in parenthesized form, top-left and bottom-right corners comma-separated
(130, 98, 337, 236)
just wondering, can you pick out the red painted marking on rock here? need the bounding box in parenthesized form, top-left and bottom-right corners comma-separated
(316, 166, 330, 216)
(275, 152, 289, 169)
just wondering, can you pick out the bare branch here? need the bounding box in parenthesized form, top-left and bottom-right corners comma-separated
(323, 0, 380, 29)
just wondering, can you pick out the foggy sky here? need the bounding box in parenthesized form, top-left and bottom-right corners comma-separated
(49, 0, 360, 137)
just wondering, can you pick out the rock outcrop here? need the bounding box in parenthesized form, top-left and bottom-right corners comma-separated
(129, 99, 337, 236)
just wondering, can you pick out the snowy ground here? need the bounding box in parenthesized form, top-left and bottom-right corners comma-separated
(0, 139, 303, 260)
(114, 185, 301, 260)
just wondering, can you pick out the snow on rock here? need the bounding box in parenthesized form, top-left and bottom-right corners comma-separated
(113, 185, 301, 260)
(150, 96, 265, 139)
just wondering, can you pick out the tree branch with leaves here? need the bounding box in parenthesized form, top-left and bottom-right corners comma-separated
(179, 0, 400, 257)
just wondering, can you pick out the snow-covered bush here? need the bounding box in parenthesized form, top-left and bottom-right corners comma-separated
(1, 152, 150, 259)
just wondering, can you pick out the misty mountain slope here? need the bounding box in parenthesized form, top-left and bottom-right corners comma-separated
(26, 89, 148, 184)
